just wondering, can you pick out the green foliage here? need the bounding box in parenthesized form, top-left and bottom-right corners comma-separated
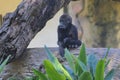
(44, 60, 66, 80)
(78, 43, 87, 65)
(95, 59, 105, 80)
(44, 45, 72, 80)
(31, 43, 115, 80)
(33, 68, 47, 80)
(0, 55, 11, 73)
(104, 69, 115, 80)
(79, 71, 92, 80)
(87, 54, 98, 78)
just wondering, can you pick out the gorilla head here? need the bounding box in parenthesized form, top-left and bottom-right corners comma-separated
(59, 14, 72, 29)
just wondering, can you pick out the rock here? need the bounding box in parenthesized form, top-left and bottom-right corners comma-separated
(68, 0, 120, 48)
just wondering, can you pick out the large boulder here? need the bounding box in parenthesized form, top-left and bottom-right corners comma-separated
(68, 0, 120, 48)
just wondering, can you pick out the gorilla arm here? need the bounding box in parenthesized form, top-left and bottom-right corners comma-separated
(70, 25, 78, 40)
(67, 25, 82, 48)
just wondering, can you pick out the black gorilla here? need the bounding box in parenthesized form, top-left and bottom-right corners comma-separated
(57, 14, 82, 57)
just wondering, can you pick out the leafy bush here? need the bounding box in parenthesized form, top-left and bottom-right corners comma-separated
(32, 43, 114, 80)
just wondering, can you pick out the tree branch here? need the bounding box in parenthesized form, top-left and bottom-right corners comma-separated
(0, 0, 73, 63)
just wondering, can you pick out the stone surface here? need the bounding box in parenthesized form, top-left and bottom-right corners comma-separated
(68, 0, 120, 48)
(0, 47, 120, 80)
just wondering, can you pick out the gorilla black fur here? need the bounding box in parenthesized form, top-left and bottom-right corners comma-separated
(57, 14, 82, 57)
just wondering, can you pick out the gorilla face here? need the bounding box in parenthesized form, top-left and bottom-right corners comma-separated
(59, 14, 72, 29)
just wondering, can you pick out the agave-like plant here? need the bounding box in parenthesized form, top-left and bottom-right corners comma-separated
(0, 55, 11, 73)
(32, 43, 115, 80)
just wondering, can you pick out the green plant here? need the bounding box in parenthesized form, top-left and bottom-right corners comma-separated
(0, 55, 11, 73)
(32, 43, 114, 80)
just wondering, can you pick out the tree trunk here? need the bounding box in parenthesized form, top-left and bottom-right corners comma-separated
(0, 15, 2, 27)
(0, 0, 73, 63)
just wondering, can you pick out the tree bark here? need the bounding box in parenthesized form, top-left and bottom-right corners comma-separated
(0, 0, 73, 63)
(0, 15, 2, 27)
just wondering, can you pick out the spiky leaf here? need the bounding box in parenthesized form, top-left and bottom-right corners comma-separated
(65, 49, 75, 73)
(105, 69, 115, 80)
(32, 69, 47, 80)
(78, 43, 87, 65)
(87, 54, 98, 77)
(95, 59, 105, 80)
(44, 60, 66, 80)
(44, 46, 72, 80)
(0, 55, 11, 73)
(79, 71, 92, 80)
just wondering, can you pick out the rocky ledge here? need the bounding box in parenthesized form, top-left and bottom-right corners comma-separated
(0, 47, 120, 80)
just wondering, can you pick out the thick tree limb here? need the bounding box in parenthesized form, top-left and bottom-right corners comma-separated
(0, 0, 74, 63)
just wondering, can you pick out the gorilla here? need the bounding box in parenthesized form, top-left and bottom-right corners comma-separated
(57, 14, 82, 57)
